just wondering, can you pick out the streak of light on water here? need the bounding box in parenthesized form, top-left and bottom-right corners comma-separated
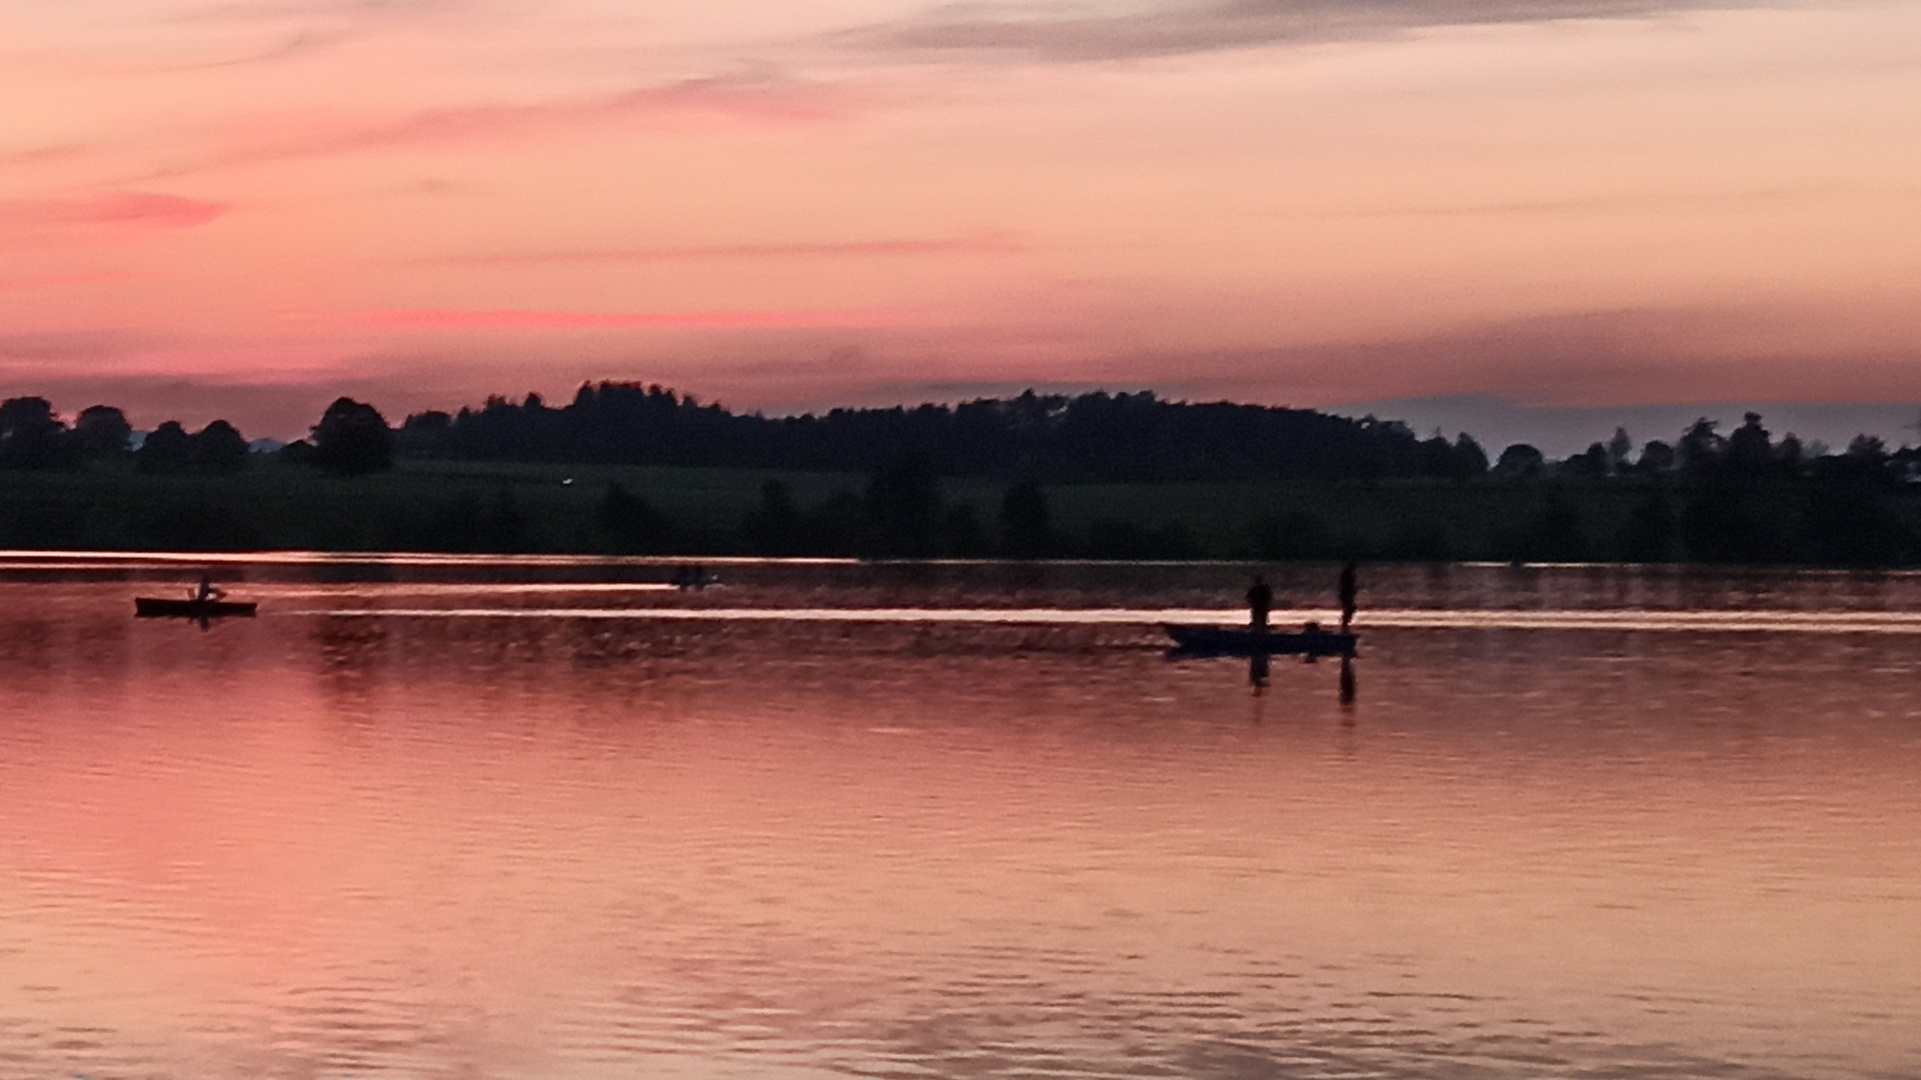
(281, 604, 1921, 635)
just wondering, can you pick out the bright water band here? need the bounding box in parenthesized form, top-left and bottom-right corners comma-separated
(284, 604, 1921, 635)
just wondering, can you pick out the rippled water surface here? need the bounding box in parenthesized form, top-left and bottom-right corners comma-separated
(1, 557, 1918, 1079)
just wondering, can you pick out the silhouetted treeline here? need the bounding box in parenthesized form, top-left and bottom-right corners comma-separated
(4, 388, 1921, 566)
(395, 384, 1488, 483)
(0, 394, 396, 477)
(0, 398, 135, 469)
(1477, 413, 1921, 566)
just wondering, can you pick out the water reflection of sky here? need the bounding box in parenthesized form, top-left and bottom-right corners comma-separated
(0, 563, 1917, 1079)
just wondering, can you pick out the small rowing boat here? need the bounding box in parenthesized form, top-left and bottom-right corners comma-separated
(1163, 623, 1355, 657)
(134, 597, 258, 619)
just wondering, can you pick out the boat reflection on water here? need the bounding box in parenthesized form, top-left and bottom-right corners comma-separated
(1167, 628, 1358, 703)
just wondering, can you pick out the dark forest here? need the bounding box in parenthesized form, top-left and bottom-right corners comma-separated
(2, 385, 1919, 564)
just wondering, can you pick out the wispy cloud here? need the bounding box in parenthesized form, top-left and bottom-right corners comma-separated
(0, 144, 94, 169)
(37, 0, 483, 71)
(1109, 306, 1921, 407)
(177, 0, 466, 19)
(1337, 185, 1831, 219)
(409, 231, 1025, 267)
(0, 192, 230, 229)
(165, 69, 850, 177)
(0, 329, 143, 366)
(836, 0, 1726, 62)
(0, 272, 134, 292)
(363, 307, 914, 331)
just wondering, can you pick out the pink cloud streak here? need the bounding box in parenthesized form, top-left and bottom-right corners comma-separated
(365, 307, 911, 331)
(0, 193, 231, 230)
(413, 231, 1025, 266)
(184, 71, 851, 176)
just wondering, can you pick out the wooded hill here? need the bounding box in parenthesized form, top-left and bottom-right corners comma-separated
(394, 384, 1490, 483)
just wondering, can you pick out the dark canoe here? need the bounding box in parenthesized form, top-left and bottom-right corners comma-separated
(1164, 624, 1356, 657)
(135, 597, 258, 619)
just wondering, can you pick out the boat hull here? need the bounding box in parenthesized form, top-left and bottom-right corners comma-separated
(135, 598, 258, 619)
(1163, 623, 1355, 657)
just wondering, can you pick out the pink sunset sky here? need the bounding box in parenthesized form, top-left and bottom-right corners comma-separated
(2, 0, 1918, 439)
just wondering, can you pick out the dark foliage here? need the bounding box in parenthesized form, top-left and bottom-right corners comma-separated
(942, 502, 991, 557)
(0, 391, 1915, 567)
(1677, 418, 1726, 477)
(0, 397, 70, 469)
(1080, 518, 1199, 560)
(596, 483, 673, 554)
(1450, 433, 1490, 479)
(865, 456, 943, 556)
(1247, 511, 1337, 560)
(1726, 412, 1774, 477)
(127, 499, 262, 551)
(72, 405, 133, 457)
(137, 421, 194, 473)
(1679, 482, 1769, 563)
(1501, 488, 1585, 562)
(1617, 490, 1676, 562)
(191, 421, 250, 474)
(1606, 428, 1633, 472)
(136, 418, 250, 475)
(311, 398, 394, 475)
(1562, 443, 1609, 481)
(399, 383, 1464, 483)
(1801, 458, 1909, 566)
(740, 480, 807, 556)
(1493, 443, 1544, 479)
(1381, 518, 1451, 560)
(997, 479, 1055, 558)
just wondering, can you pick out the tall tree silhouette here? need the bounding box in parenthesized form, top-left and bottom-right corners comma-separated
(1726, 412, 1772, 476)
(0, 397, 68, 469)
(72, 405, 133, 457)
(136, 421, 192, 473)
(311, 398, 394, 475)
(191, 420, 250, 474)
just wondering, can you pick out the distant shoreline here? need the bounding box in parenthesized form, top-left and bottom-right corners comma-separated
(1, 457, 1916, 568)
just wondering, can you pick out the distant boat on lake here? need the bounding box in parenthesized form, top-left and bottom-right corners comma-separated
(1163, 623, 1356, 658)
(671, 564, 717, 591)
(134, 597, 258, 619)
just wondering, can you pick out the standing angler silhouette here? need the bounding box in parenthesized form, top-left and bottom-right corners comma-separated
(1246, 574, 1273, 631)
(1338, 562, 1358, 632)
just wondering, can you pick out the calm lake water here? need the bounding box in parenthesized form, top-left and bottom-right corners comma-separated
(1, 556, 1917, 1080)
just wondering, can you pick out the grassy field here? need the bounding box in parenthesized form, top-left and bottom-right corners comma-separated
(0, 456, 1908, 562)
